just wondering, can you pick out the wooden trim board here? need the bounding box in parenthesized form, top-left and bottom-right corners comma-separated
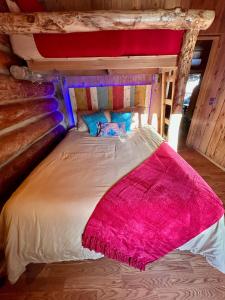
(28, 55, 178, 72)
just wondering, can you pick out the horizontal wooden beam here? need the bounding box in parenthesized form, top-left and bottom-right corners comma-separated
(13, 66, 162, 79)
(11, 65, 163, 79)
(165, 99, 172, 106)
(66, 73, 155, 88)
(28, 55, 178, 72)
(0, 9, 215, 34)
(165, 118, 170, 125)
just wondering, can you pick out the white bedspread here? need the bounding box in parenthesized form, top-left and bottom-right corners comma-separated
(0, 127, 224, 283)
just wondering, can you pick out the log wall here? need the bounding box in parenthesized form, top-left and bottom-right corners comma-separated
(0, 75, 66, 205)
(0, 35, 66, 205)
(0, 35, 18, 75)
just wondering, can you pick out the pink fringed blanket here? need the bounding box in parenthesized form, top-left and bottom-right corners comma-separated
(82, 142, 224, 270)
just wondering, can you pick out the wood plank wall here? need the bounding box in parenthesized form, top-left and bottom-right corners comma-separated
(41, 0, 224, 22)
(186, 0, 225, 169)
(42, 0, 188, 11)
(0, 37, 66, 205)
(0, 35, 18, 75)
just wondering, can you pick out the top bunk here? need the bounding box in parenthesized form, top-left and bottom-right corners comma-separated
(1, 0, 215, 117)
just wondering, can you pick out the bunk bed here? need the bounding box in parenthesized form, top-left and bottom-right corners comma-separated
(0, 1, 225, 285)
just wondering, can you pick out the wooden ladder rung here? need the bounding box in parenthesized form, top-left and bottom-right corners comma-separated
(165, 99, 172, 106)
(165, 118, 170, 125)
(166, 74, 175, 82)
(166, 78, 175, 83)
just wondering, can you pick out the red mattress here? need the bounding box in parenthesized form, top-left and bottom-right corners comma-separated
(16, 0, 184, 58)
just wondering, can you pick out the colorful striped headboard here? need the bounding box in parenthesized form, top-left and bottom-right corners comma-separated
(68, 85, 152, 112)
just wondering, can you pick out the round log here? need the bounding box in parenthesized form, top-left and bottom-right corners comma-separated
(173, 29, 199, 113)
(0, 98, 59, 130)
(0, 9, 215, 34)
(0, 125, 66, 204)
(0, 74, 55, 103)
(0, 111, 63, 166)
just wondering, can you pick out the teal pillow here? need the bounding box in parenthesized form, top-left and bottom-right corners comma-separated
(110, 112, 132, 132)
(82, 112, 108, 136)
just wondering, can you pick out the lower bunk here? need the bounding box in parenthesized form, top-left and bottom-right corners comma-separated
(0, 126, 224, 283)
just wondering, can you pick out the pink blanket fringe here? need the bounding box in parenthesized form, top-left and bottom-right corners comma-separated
(83, 235, 146, 270)
(82, 142, 224, 270)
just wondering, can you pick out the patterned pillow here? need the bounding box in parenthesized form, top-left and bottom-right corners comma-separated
(82, 112, 108, 136)
(98, 122, 126, 137)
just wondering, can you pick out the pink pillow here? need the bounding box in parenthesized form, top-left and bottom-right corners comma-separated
(98, 122, 126, 137)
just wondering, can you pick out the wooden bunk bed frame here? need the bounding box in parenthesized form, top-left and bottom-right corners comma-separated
(0, 8, 215, 136)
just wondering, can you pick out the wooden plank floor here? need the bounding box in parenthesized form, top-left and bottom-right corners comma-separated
(0, 147, 225, 300)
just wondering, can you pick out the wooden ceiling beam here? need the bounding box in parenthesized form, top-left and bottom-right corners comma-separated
(10, 65, 165, 81)
(0, 8, 215, 34)
(27, 55, 178, 72)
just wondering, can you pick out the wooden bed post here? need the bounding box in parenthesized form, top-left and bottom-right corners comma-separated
(173, 29, 200, 113)
(167, 29, 199, 150)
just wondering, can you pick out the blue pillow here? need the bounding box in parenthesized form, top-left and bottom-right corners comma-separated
(82, 112, 108, 136)
(110, 112, 132, 132)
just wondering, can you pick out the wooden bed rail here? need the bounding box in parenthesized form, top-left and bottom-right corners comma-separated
(27, 55, 178, 73)
(0, 9, 215, 34)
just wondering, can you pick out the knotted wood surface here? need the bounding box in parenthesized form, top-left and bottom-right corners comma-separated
(0, 9, 215, 34)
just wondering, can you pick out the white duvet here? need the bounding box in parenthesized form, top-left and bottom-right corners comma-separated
(0, 127, 225, 283)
